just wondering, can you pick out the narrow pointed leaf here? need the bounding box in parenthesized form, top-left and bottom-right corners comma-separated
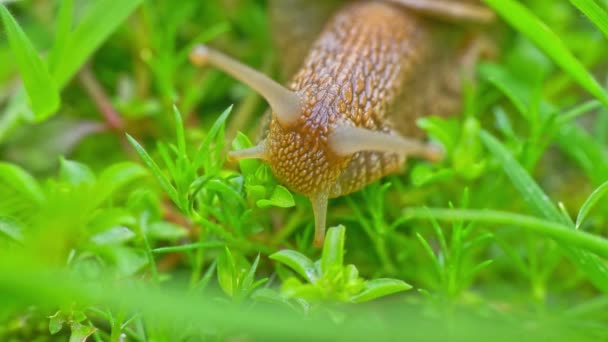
(480, 131, 564, 223)
(0, 5, 60, 119)
(569, 0, 608, 38)
(48, 0, 75, 75)
(350, 279, 412, 303)
(53, 0, 144, 87)
(126, 134, 179, 204)
(576, 180, 608, 229)
(482, 0, 608, 107)
(194, 105, 232, 169)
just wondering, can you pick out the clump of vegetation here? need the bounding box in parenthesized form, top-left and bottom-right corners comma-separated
(1, 0, 608, 341)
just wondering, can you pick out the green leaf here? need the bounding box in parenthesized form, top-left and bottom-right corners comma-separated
(320, 225, 346, 276)
(48, 0, 74, 75)
(232, 132, 261, 176)
(0, 162, 44, 203)
(90, 226, 136, 246)
(96, 162, 147, 202)
(241, 254, 266, 298)
(417, 117, 459, 154)
(480, 131, 564, 223)
(173, 105, 187, 157)
(482, 0, 608, 107)
(194, 105, 232, 170)
(0, 217, 24, 243)
(256, 185, 295, 208)
(251, 288, 303, 312)
(48, 311, 65, 335)
(52, 0, 144, 87)
(106, 246, 148, 277)
(68, 322, 97, 342)
(350, 278, 412, 303)
(0, 5, 60, 119)
(478, 63, 530, 116)
(126, 134, 179, 205)
(147, 222, 188, 241)
(59, 158, 96, 185)
(576, 180, 608, 229)
(416, 233, 443, 278)
(569, 0, 608, 38)
(217, 247, 237, 297)
(557, 124, 608, 186)
(152, 242, 224, 254)
(270, 250, 317, 283)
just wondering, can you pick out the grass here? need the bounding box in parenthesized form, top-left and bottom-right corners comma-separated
(1, 0, 608, 341)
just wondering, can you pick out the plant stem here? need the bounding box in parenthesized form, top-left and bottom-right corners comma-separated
(110, 307, 126, 342)
(78, 65, 124, 131)
(139, 211, 160, 283)
(404, 208, 608, 259)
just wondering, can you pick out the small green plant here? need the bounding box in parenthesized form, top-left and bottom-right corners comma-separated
(269, 226, 411, 303)
(217, 247, 267, 303)
(415, 190, 494, 304)
(49, 307, 97, 342)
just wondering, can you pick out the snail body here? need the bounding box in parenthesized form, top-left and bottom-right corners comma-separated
(191, 0, 493, 246)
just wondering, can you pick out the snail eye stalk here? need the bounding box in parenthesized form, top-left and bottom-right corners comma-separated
(329, 125, 443, 162)
(190, 45, 303, 127)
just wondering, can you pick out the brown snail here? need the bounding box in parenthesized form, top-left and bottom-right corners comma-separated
(190, 0, 494, 246)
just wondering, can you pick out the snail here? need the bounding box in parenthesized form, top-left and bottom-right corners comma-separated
(190, 0, 494, 246)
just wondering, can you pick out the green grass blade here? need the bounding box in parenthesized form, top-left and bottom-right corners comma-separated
(569, 0, 608, 38)
(48, 0, 74, 76)
(556, 100, 602, 125)
(152, 242, 224, 254)
(0, 5, 60, 120)
(415, 233, 443, 277)
(479, 131, 565, 223)
(404, 208, 608, 260)
(482, 0, 608, 107)
(576, 180, 608, 229)
(52, 0, 143, 87)
(193, 105, 232, 170)
(557, 123, 608, 186)
(173, 105, 187, 158)
(126, 134, 179, 205)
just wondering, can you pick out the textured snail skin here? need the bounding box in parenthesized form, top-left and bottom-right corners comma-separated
(191, 0, 490, 245)
(265, 2, 462, 199)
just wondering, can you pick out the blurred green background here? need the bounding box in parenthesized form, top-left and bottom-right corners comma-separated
(1, 0, 608, 341)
